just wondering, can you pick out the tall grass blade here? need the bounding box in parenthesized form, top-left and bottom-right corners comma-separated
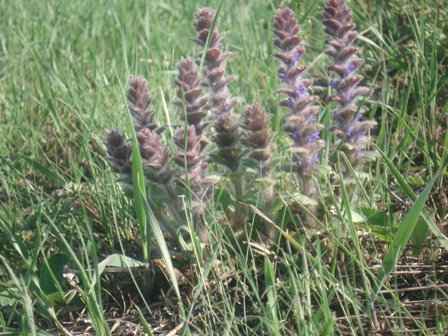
(264, 256, 279, 335)
(136, 305, 154, 336)
(372, 154, 448, 299)
(116, 75, 150, 263)
(139, 188, 180, 300)
(374, 143, 448, 250)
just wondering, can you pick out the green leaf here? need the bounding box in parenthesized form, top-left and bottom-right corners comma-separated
(0, 286, 21, 307)
(349, 210, 365, 224)
(136, 305, 154, 336)
(289, 192, 318, 207)
(120, 77, 150, 263)
(320, 317, 335, 336)
(40, 253, 70, 295)
(409, 217, 428, 255)
(358, 207, 390, 227)
(214, 188, 236, 207)
(45, 292, 66, 308)
(35, 328, 54, 336)
(356, 207, 396, 241)
(97, 254, 146, 276)
(357, 223, 395, 242)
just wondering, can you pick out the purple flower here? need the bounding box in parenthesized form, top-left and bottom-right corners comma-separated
(323, 0, 377, 175)
(305, 153, 320, 169)
(346, 62, 356, 75)
(333, 111, 344, 123)
(347, 126, 356, 138)
(292, 51, 302, 64)
(274, 8, 325, 198)
(193, 8, 242, 172)
(346, 90, 353, 102)
(296, 84, 309, 98)
(292, 129, 302, 143)
(308, 130, 321, 143)
(279, 73, 288, 82)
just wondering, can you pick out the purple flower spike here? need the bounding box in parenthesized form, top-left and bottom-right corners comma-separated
(323, 0, 377, 175)
(174, 58, 209, 137)
(346, 91, 353, 102)
(242, 103, 274, 173)
(106, 78, 173, 192)
(274, 8, 325, 198)
(193, 8, 242, 172)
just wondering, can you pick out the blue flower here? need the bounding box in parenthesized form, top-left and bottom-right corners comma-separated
(309, 153, 319, 165)
(346, 62, 356, 75)
(296, 84, 310, 98)
(292, 129, 302, 143)
(292, 51, 302, 64)
(307, 130, 320, 143)
(347, 126, 364, 142)
(346, 91, 353, 102)
(279, 73, 288, 82)
(333, 111, 344, 123)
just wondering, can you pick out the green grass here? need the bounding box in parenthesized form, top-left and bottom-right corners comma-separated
(1, 0, 448, 335)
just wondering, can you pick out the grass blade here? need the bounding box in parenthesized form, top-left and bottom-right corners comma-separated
(374, 143, 448, 250)
(116, 75, 150, 263)
(372, 154, 448, 299)
(139, 189, 180, 299)
(264, 256, 279, 335)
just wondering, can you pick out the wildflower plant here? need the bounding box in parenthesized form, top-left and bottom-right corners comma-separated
(174, 57, 209, 136)
(241, 102, 277, 239)
(105, 4, 379, 249)
(173, 57, 211, 242)
(192, 8, 250, 235)
(105, 77, 177, 239)
(192, 8, 243, 172)
(106, 78, 172, 193)
(323, 0, 377, 177)
(273, 8, 326, 201)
